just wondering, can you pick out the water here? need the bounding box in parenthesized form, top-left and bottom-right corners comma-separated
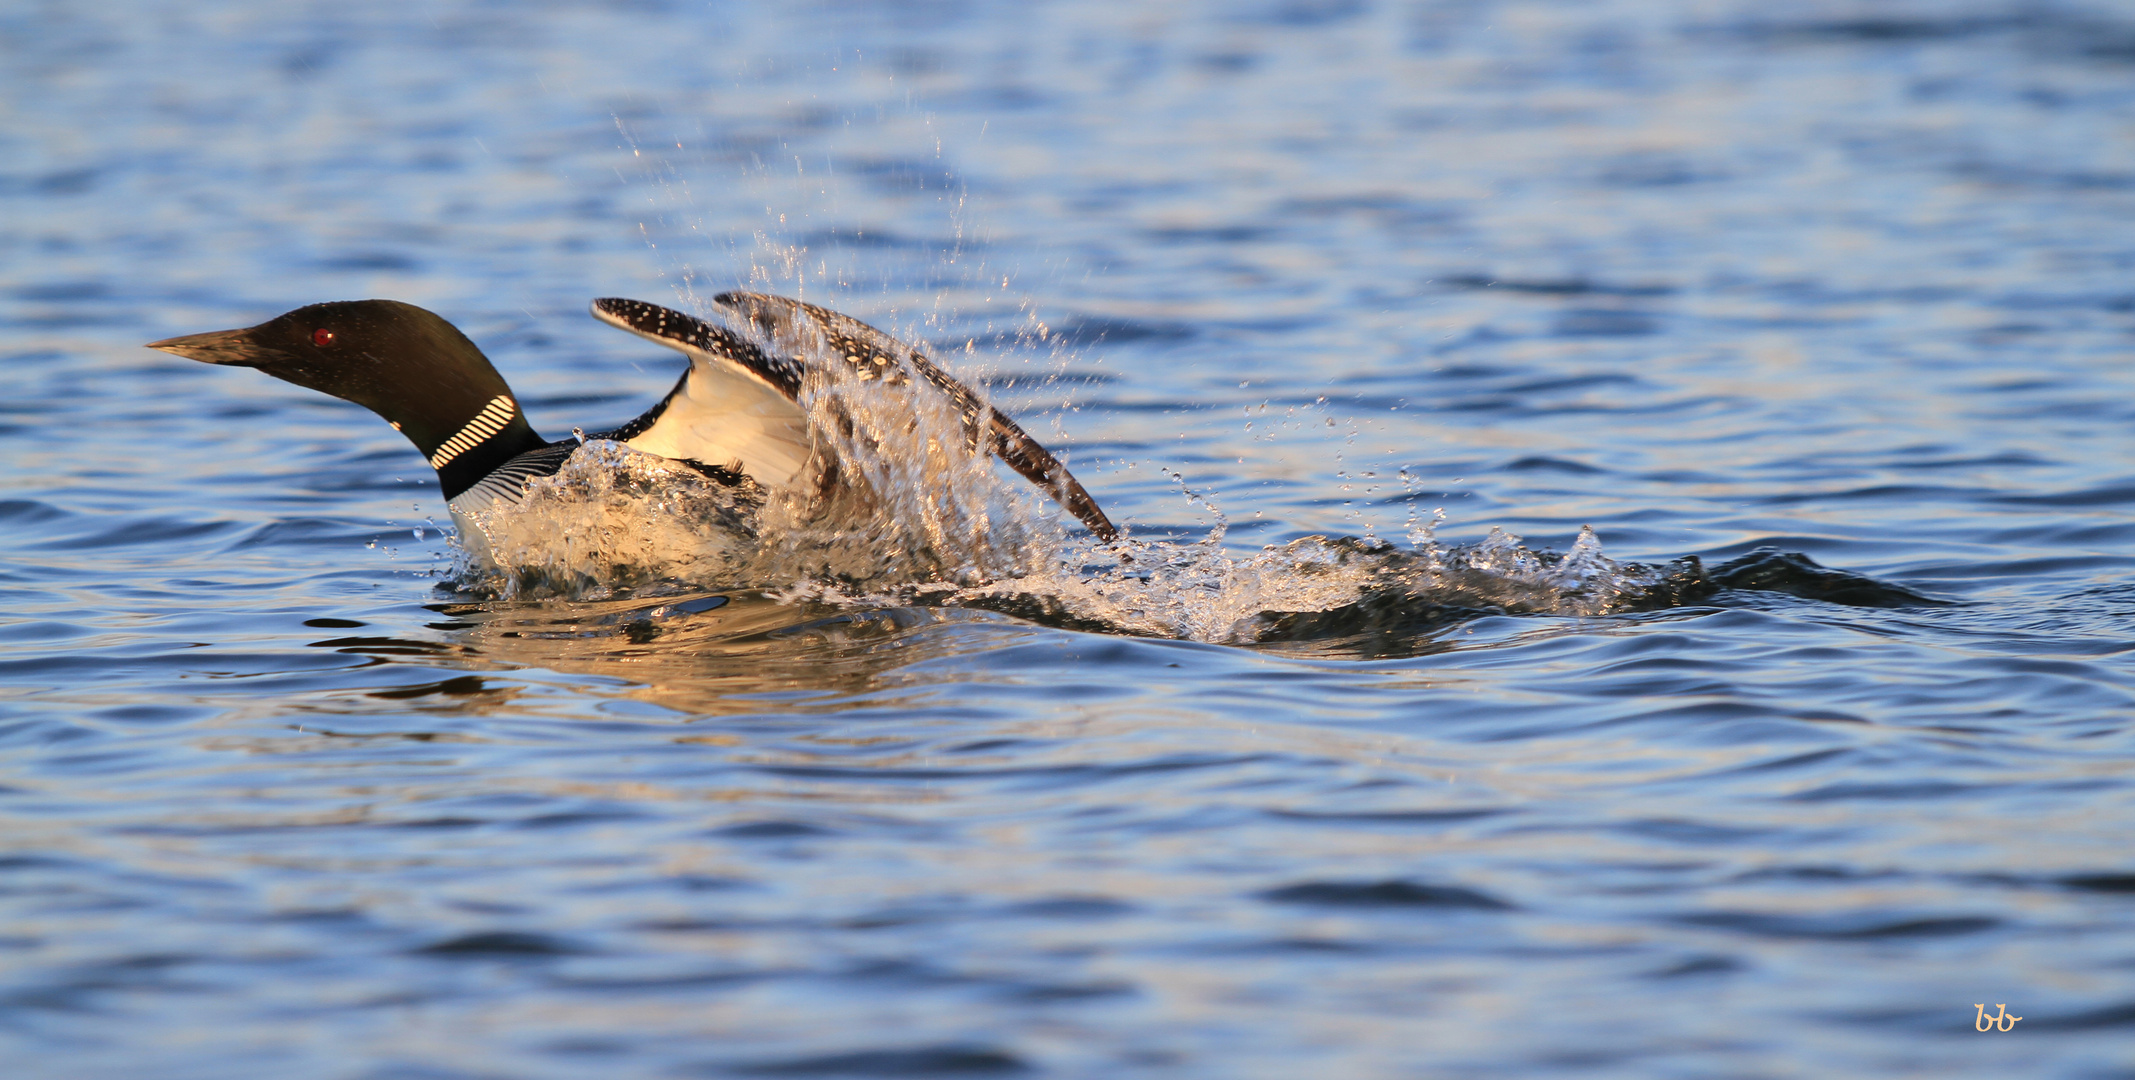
(6, 1, 2135, 1075)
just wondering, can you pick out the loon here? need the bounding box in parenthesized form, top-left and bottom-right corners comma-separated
(147, 293, 1118, 542)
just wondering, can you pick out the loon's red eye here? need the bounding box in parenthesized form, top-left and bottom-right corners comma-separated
(312, 328, 336, 347)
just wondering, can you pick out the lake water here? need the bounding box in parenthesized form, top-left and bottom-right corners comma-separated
(6, 1, 2135, 1076)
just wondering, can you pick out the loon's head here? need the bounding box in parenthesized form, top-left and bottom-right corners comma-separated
(149, 300, 547, 498)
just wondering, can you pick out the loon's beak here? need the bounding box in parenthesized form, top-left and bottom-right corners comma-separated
(146, 327, 267, 367)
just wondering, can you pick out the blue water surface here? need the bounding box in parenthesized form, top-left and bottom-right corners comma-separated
(6, 1, 2135, 1076)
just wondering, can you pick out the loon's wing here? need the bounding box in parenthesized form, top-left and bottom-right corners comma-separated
(709, 291, 1119, 542)
(589, 298, 815, 493)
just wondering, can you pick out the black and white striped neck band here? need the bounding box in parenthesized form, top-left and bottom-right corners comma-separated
(429, 395, 516, 469)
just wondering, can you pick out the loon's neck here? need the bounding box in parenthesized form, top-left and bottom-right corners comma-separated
(409, 393, 552, 500)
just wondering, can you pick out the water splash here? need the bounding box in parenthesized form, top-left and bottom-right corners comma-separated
(449, 297, 1064, 599)
(935, 524, 1686, 645)
(441, 301, 1696, 638)
(449, 441, 762, 600)
(452, 441, 1684, 642)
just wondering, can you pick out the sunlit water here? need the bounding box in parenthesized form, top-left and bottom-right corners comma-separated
(8, 2, 2135, 1077)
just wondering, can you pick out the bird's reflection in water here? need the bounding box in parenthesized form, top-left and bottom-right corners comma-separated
(418, 590, 1050, 719)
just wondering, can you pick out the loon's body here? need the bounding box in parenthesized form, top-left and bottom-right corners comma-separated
(148, 292, 1118, 542)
